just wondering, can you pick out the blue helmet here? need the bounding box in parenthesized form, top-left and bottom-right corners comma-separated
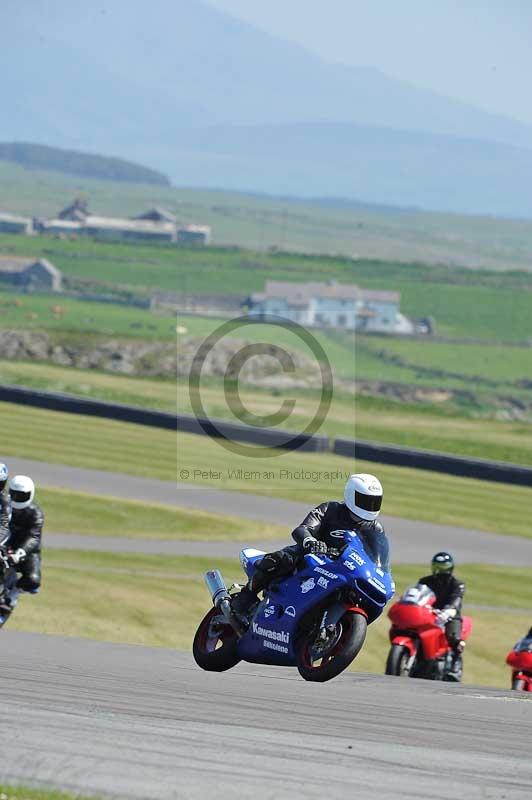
(0, 463, 8, 492)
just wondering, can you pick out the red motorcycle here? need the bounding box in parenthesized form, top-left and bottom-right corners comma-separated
(506, 637, 532, 691)
(385, 583, 472, 681)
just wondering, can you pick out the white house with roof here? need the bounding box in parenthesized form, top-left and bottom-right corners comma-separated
(248, 280, 414, 334)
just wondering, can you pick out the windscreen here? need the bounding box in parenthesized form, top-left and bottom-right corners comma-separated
(401, 583, 436, 606)
(356, 527, 390, 570)
(515, 637, 532, 653)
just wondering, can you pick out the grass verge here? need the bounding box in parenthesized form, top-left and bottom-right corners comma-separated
(11, 550, 531, 688)
(0, 787, 100, 800)
(1, 356, 531, 462)
(1, 403, 531, 538)
(41, 487, 285, 541)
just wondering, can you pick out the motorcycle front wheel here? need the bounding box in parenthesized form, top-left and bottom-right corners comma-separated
(296, 611, 367, 683)
(512, 677, 527, 691)
(193, 607, 241, 672)
(385, 644, 416, 677)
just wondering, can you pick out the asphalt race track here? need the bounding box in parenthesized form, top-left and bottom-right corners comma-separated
(2, 631, 531, 800)
(2, 460, 531, 798)
(7, 456, 531, 565)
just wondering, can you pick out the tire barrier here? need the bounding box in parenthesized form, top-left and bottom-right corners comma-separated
(0, 384, 176, 430)
(0, 384, 328, 451)
(333, 437, 532, 488)
(177, 412, 329, 452)
(1, 383, 529, 484)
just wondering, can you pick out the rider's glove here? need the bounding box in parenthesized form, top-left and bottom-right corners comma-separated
(7, 548, 26, 566)
(302, 537, 327, 556)
(438, 608, 456, 624)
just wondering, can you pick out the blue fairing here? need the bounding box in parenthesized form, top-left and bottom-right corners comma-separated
(237, 531, 394, 666)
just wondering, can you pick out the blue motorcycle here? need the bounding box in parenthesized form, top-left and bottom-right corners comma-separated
(193, 529, 394, 682)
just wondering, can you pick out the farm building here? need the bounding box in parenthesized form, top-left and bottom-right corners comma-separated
(40, 219, 83, 236)
(0, 256, 62, 292)
(0, 199, 212, 246)
(135, 206, 176, 223)
(0, 212, 33, 235)
(247, 280, 414, 334)
(177, 225, 211, 246)
(58, 198, 89, 221)
(82, 215, 176, 242)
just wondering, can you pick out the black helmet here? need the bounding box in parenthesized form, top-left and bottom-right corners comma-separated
(431, 551, 454, 575)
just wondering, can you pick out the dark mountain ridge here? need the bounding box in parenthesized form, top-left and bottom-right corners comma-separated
(0, 143, 170, 186)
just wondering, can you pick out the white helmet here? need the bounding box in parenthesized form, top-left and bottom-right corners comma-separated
(9, 475, 35, 509)
(344, 473, 383, 521)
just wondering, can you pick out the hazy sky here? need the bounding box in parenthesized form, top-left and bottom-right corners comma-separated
(208, 0, 532, 126)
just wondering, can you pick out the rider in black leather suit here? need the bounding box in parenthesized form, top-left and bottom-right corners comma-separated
(418, 551, 466, 680)
(0, 463, 11, 544)
(232, 474, 389, 614)
(6, 476, 43, 593)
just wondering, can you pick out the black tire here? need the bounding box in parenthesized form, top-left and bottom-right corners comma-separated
(296, 611, 367, 683)
(193, 607, 241, 672)
(385, 644, 415, 677)
(512, 677, 526, 691)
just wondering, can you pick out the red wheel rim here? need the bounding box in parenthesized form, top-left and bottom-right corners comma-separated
(300, 616, 353, 672)
(197, 607, 237, 654)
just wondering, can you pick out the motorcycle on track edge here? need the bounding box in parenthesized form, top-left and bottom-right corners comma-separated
(385, 583, 472, 682)
(193, 529, 394, 683)
(506, 637, 532, 692)
(0, 544, 21, 629)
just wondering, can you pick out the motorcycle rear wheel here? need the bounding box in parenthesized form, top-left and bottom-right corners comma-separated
(193, 607, 241, 672)
(385, 644, 415, 677)
(296, 611, 367, 683)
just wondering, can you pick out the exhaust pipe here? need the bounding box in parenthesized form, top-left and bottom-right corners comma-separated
(205, 569, 231, 608)
(204, 569, 245, 636)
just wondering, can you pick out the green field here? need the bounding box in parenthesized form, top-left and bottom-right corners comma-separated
(2, 228, 532, 340)
(0, 360, 177, 411)
(10, 549, 530, 688)
(0, 290, 175, 341)
(2, 159, 532, 272)
(1, 402, 530, 538)
(42, 487, 285, 541)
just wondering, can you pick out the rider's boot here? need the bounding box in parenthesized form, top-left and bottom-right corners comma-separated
(0, 593, 12, 615)
(447, 640, 465, 682)
(231, 573, 267, 616)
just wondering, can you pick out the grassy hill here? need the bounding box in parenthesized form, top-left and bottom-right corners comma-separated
(2, 161, 532, 271)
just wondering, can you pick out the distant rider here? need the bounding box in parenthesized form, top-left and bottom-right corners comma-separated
(6, 476, 43, 594)
(232, 473, 390, 615)
(418, 552, 465, 681)
(0, 463, 11, 544)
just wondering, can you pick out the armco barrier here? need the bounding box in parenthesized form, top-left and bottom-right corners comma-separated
(333, 437, 532, 488)
(0, 384, 176, 430)
(0, 384, 328, 452)
(177, 413, 329, 452)
(1, 384, 530, 482)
